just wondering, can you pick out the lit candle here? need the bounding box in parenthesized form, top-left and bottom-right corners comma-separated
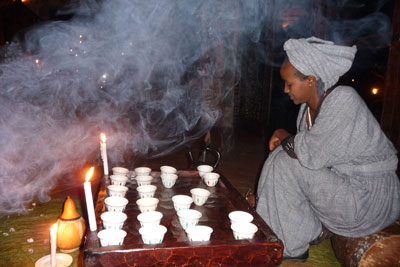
(100, 133, 109, 176)
(84, 167, 97, 231)
(50, 223, 57, 267)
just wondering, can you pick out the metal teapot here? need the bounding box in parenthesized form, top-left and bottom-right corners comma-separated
(188, 142, 221, 168)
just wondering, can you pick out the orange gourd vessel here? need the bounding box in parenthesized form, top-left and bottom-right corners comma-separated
(56, 196, 86, 252)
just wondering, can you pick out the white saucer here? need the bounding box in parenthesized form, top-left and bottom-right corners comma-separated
(35, 253, 73, 267)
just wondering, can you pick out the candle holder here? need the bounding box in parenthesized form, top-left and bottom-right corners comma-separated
(35, 253, 73, 267)
(35, 222, 73, 267)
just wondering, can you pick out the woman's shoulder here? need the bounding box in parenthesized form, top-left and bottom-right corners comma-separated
(320, 85, 368, 116)
(330, 85, 358, 96)
(326, 85, 363, 105)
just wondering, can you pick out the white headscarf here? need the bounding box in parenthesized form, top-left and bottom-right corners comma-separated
(284, 36, 357, 90)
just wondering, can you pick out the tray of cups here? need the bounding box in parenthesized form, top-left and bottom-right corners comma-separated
(84, 165, 283, 267)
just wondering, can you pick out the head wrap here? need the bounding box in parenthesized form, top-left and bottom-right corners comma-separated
(283, 36, 357, 90)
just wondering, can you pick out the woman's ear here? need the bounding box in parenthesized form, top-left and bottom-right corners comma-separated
(307, 76, 317, 87)
(307, 76, 316, 83)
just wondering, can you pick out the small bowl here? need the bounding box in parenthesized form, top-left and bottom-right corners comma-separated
(139, 225, 167, 245)
(112, 167, 129, 176)
(160, 165, 177, 175)
(110, 175, 128, 186)
(104, 196, 129, 212)
(136, 185, 157, 198)
(172, 195, 193, 211)
(186, 225, 213, 242)
(202, 172, 220, 187)
(107, 185, 129, 198)
(136, 197, 159, 212)
(137, 211, 163, 227)
(177, 209, 202, 230)
(101, 211, 127, 230)
(134, 167, 152, 176)
(231, 222, 258, 240)
(228, 211, 254, 224)
(190, 188, 211, 206)
(97, 229, 127, 247)
(136, 175, 153, 186)
(160, 173, 178, 188)
(197, 165, 213, 177)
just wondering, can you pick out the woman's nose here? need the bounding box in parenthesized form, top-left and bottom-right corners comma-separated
(283, 86, 289, 93)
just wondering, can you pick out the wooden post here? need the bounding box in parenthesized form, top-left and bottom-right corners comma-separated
(381, 0, 400, 153)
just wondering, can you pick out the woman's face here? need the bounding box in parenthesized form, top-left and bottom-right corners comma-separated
(280, 60, 318, 106)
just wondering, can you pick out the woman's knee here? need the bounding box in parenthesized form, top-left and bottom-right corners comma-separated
(273, 149, 293, 167)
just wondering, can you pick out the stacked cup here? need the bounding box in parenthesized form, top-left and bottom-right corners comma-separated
(137, 185, 157, 199)
(108, 185, 128, 198)
(134, 166, 153, 186)
(202, 172, 220, 187)
(186, 225, 213, 242)
(176, 209, 213, 242)
(160, 166, 178, 188)
(97, 229, 127, 247)
(137, 211, 163, 227)
(136, 197, 159, 213)
(197, 165, 213, 178)
(134, 167, 152, 177)
(110, 167, 129, 186)
(190, 188, 210, 206)
(172, 195, 193, 212)
(133, 167, 168, 245)
(112, 167, 129, 177)
(228, 211, 258, 240)
(101, 211, 127, 230)
(139, 225, 167, 245)
(99, 166, 130, 246)
(177, 209, 202, 231)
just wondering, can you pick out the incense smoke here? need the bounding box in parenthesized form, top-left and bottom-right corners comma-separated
(0, 0, 393, 214)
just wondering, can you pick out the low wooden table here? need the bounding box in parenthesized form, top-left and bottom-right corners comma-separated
(83, 170, 283, 266)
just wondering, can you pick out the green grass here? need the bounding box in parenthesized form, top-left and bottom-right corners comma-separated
(281, 239, 341, 267)
(0, 195, 82, 267)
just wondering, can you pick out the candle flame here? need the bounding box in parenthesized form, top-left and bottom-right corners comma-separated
(85, 167, 95, 182)
(281, 22, 289, 29)
(100, 133, 106, 143)
(371, 88, 379, 95)
(50, 223, 58, 234)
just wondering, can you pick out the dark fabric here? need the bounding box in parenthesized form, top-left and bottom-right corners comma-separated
(281, 135, 297, 159)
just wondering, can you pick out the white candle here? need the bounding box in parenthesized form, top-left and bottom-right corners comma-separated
(50, 223, 57, 267)
(84, 167, 97, 231)
(100, 133, 109, 176)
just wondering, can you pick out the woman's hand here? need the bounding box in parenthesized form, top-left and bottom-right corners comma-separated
(269, 135, 281, 151)
(269, 129, 291, 151)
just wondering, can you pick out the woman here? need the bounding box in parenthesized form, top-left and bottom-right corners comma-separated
(255, 37, 400, 261)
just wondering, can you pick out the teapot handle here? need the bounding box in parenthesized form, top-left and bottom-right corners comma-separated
(206, 147, 221, 168)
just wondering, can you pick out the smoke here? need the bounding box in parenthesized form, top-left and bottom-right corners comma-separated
(264, 0, 393, 65)
(0, 0, 271, 214)
(0, 0, 393, 214)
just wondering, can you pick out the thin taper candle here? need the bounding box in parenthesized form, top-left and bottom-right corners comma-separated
(50, 223, 57, 267)
(84, 167, 97, 231)
(100, 133, 109, 175)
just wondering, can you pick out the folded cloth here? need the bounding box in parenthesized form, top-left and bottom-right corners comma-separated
(284, 36, 357, 90)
